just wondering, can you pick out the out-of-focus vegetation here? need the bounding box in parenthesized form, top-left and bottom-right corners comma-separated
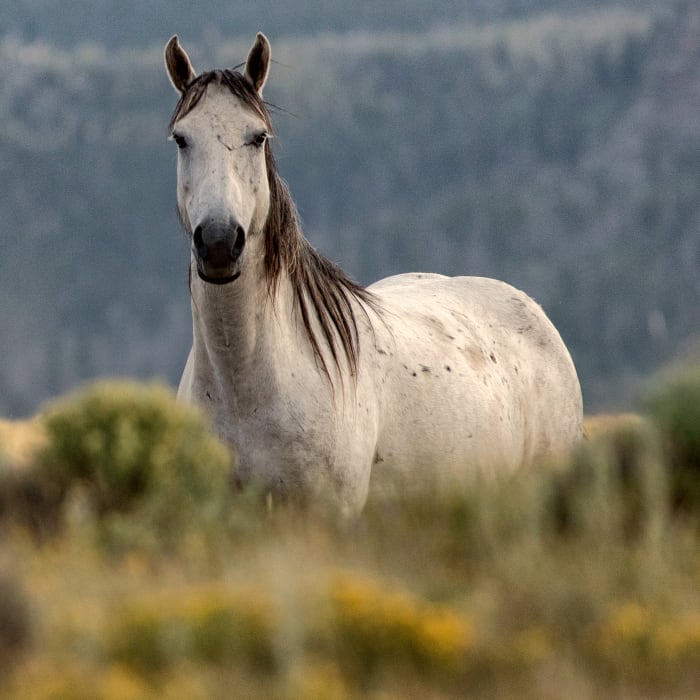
(1, 0, 699, 415)
(0, 373, 699, 699)
(1, 381, 231, 545)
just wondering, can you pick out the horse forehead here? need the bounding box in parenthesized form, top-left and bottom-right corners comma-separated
(178, 85, 265, 134)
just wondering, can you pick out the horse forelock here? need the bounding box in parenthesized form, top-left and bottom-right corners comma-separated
(169, 68, 377, 383)
(168, 69, 272, 134)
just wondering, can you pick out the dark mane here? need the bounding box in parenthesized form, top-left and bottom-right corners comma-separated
(169, 70, 378, 383)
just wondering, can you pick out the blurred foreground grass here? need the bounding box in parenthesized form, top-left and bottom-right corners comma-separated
(0, 376, 699, 699)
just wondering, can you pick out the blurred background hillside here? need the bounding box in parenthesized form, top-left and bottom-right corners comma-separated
(0, 0, 698, 416)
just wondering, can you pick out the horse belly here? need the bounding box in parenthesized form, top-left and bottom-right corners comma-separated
(374, 360, 528, 481)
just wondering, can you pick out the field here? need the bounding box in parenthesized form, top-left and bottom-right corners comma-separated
(1, 374, 699, 700)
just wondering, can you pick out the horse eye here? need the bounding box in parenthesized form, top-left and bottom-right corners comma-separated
(250, 132, 268, 148)
(173, 133, 188, 150)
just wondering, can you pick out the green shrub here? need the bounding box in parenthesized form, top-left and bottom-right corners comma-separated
(38, 380, 232, 542)
(645, 363, 700, 514)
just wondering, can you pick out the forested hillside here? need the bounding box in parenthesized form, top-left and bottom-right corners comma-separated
(0, 0, 698, 415)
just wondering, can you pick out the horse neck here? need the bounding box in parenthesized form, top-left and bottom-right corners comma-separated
(189, 254, 295, 383)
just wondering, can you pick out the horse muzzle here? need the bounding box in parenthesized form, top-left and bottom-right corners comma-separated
(192, 220, 246, 284)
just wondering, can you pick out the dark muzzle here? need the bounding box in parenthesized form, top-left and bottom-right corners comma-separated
(192, 219, 246, 284)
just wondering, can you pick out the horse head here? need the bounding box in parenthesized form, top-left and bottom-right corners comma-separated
(165, 33, 272, 285)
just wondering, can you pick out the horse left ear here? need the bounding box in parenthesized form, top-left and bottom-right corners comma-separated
(244, 32, 271, 95)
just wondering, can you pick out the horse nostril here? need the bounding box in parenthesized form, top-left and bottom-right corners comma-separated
(193, 226, 208, 259)
(231, 225, 246, 260)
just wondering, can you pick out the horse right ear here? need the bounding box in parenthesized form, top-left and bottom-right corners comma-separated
(165, 35, 197, 94)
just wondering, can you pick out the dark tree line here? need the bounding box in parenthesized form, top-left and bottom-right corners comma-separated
(0, 1, 697, 415)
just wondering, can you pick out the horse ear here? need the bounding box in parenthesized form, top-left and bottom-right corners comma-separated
(164, 35, 197, 94)
(244, 32, 271, 95)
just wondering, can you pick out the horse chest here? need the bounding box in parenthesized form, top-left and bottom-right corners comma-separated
(203, 382, 337, 479)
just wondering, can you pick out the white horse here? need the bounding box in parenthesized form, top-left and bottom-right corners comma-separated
(165, 33, 583, 514)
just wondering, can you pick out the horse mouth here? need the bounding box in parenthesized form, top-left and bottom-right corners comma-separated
(196, 269, 241, 285)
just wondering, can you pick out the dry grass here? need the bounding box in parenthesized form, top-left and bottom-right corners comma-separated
(583, 412, 648, 439)
(0, 382, 698, 699)
(0, 418, 46, 470)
